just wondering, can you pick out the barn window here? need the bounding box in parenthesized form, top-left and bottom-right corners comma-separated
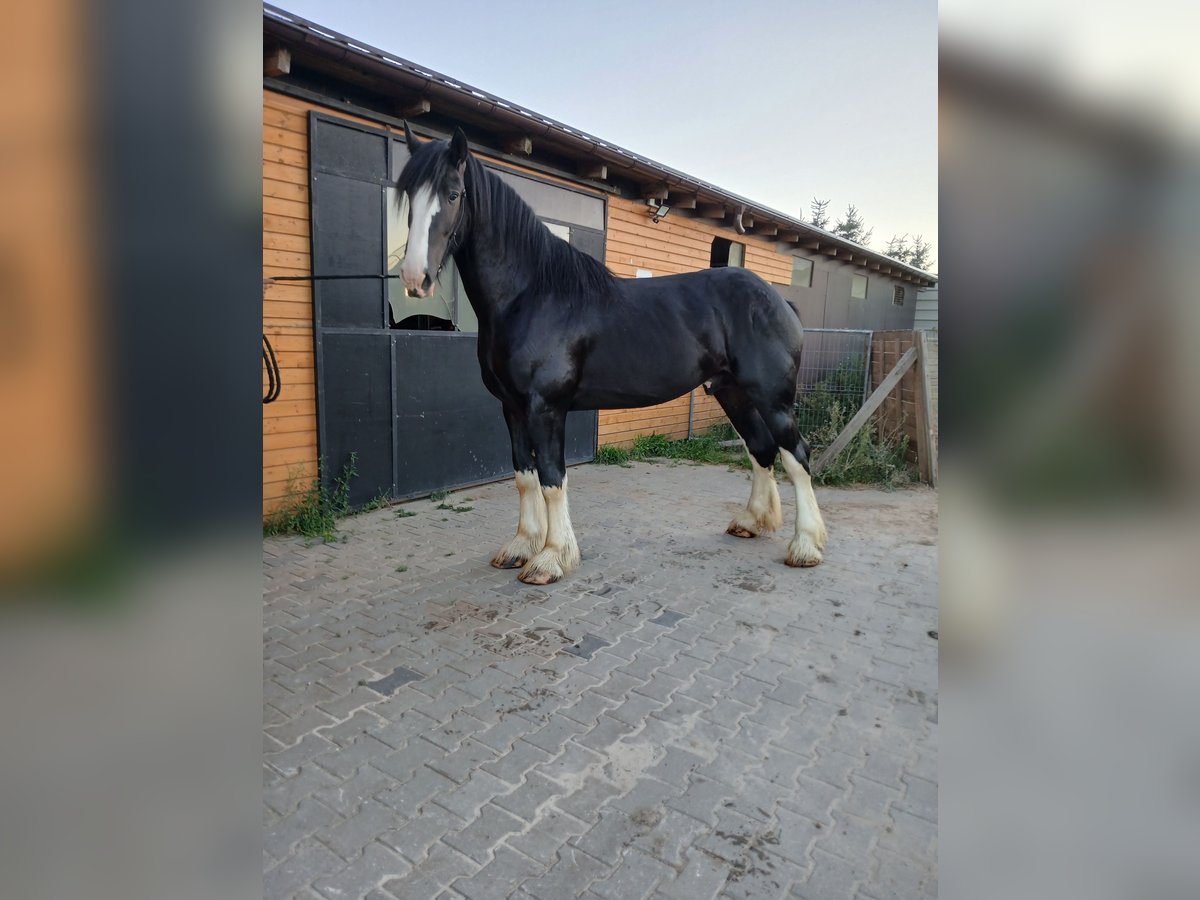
(791, 256, 813, 288)
(710, 237, 744, 268)
(851, 273, 868, 300)
(893, 284, 906, 305)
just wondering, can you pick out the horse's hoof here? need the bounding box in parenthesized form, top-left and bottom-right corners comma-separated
(726, 524, 756, 539)
(518, 567, 560, 585)
(491, 554, 526, 569)
(518, 549, 565, 584)
(785, 536, 823, 567)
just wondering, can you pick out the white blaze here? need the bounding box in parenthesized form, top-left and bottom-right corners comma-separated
(401, 184, 440, 292)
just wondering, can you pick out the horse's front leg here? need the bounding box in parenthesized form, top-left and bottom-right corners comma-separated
(492, 407, 548, 569)
(518, 400, 580, 585)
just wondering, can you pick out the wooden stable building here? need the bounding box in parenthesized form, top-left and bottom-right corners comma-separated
(262, 5, 937, 515)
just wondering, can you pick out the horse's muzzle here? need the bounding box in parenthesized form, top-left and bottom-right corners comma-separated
(405, 273, 434, 298)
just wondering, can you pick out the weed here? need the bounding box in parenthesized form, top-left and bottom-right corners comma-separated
(395, 565, 408, 573)
(594, 445, 632, 466)
(264, 453, 361, 542)
(436, 502, 473, 513)
(394, 508, 417, 518)
(809, 403, 913, 488)
(429, 489, 450, 502)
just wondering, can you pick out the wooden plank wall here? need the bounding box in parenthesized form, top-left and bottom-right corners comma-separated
(263, 90, 319, 516)
(600, 196, 793, 446)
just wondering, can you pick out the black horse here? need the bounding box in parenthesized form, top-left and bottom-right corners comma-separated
(396, 125, 826, 584)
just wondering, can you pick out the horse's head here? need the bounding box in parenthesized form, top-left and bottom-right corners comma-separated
(396, 123, 470, 298)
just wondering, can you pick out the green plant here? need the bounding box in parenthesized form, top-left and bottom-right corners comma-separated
(394, 508, 417, 518)
(436, 503, 473, 513)
(395, 565, 408, 573)
(631, 433, 672, 458)
(594, 444, 632, 466)
(429, 489, 450, 502)
(809, 403, 913, 488)
(264, 453, 361, 542)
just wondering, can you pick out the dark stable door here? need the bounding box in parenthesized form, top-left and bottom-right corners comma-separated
(310, 113, 597, 506)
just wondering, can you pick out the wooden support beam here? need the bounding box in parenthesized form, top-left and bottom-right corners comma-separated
(698, 202, 726, 219)
(779, 230, 800, 242)
(869, 262, 883, 271)
(641, 182, 669, 200)
(821, 246, 839, 257)
(801, 239, 821, 250)
(812, 347, 917, 474)
(669, 192, 697, 209)
(264, 47, 291, 77)
(578, 161, 608, 180)
(915, 331, 937, 485)
(753, 223, 778, 237)
(396, 97, 431, 118)
(503, 135, 533, 156)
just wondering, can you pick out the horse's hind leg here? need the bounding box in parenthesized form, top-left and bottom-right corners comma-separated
(756, 397, 827, 567)
(713, 386, 783, 538)
(492, 407, 548, 569)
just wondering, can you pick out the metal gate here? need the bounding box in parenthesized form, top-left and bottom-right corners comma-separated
(795, 328, 873, 445)
(309, 113, 601, 506)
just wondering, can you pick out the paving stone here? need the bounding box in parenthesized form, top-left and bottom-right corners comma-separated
(521, 845, 611, 900)
(480, 740, 554, 785)
(376, 767, 460, 820)
(265, 837, 345, 899)
(589, 847, 675, 900)
(503, 805, 590, 866)
(265, 797, 344, 861)
(790, 847, 870, 900)
(451, 846, 546, 900)
(427, 738, 501, 786)
(321, 799, 404, 861)
(442, 803, 525, 864)
(552, 774, 622, 825)
(313, 842, 411, 900)
(380, 803, 469, 865)
(494, 771, 566, 823)
(432, 771, 511, 821)
(654, 848, 730, 900)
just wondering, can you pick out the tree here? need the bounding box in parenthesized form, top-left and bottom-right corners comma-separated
(808, 197, 831, 230)
(884, 234, 911, 263)
(833, 204, 872, 246)
(907, 235, 933, 270)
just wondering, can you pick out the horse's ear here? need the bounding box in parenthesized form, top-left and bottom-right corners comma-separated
(403, 120, 417, 148)
(449, 127, 469, 167)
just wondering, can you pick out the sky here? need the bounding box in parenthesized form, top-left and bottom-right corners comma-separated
(277, 0, 938, 269)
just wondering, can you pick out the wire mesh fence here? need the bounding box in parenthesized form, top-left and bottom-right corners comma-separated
(794, 328, 873, 446)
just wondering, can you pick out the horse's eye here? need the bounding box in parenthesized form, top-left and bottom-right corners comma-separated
(448, 191, 460, 202)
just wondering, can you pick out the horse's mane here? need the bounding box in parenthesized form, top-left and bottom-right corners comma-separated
(467, 157, 617, 298)
(397, 139, 617, 299)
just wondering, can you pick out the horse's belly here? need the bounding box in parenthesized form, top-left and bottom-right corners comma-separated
(572, 365, 709, 411)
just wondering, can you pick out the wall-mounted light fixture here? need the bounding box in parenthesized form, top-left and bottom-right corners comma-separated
(647, 199, 671, 223)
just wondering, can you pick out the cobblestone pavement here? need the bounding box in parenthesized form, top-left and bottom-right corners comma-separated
(265, 461, 938, 900)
